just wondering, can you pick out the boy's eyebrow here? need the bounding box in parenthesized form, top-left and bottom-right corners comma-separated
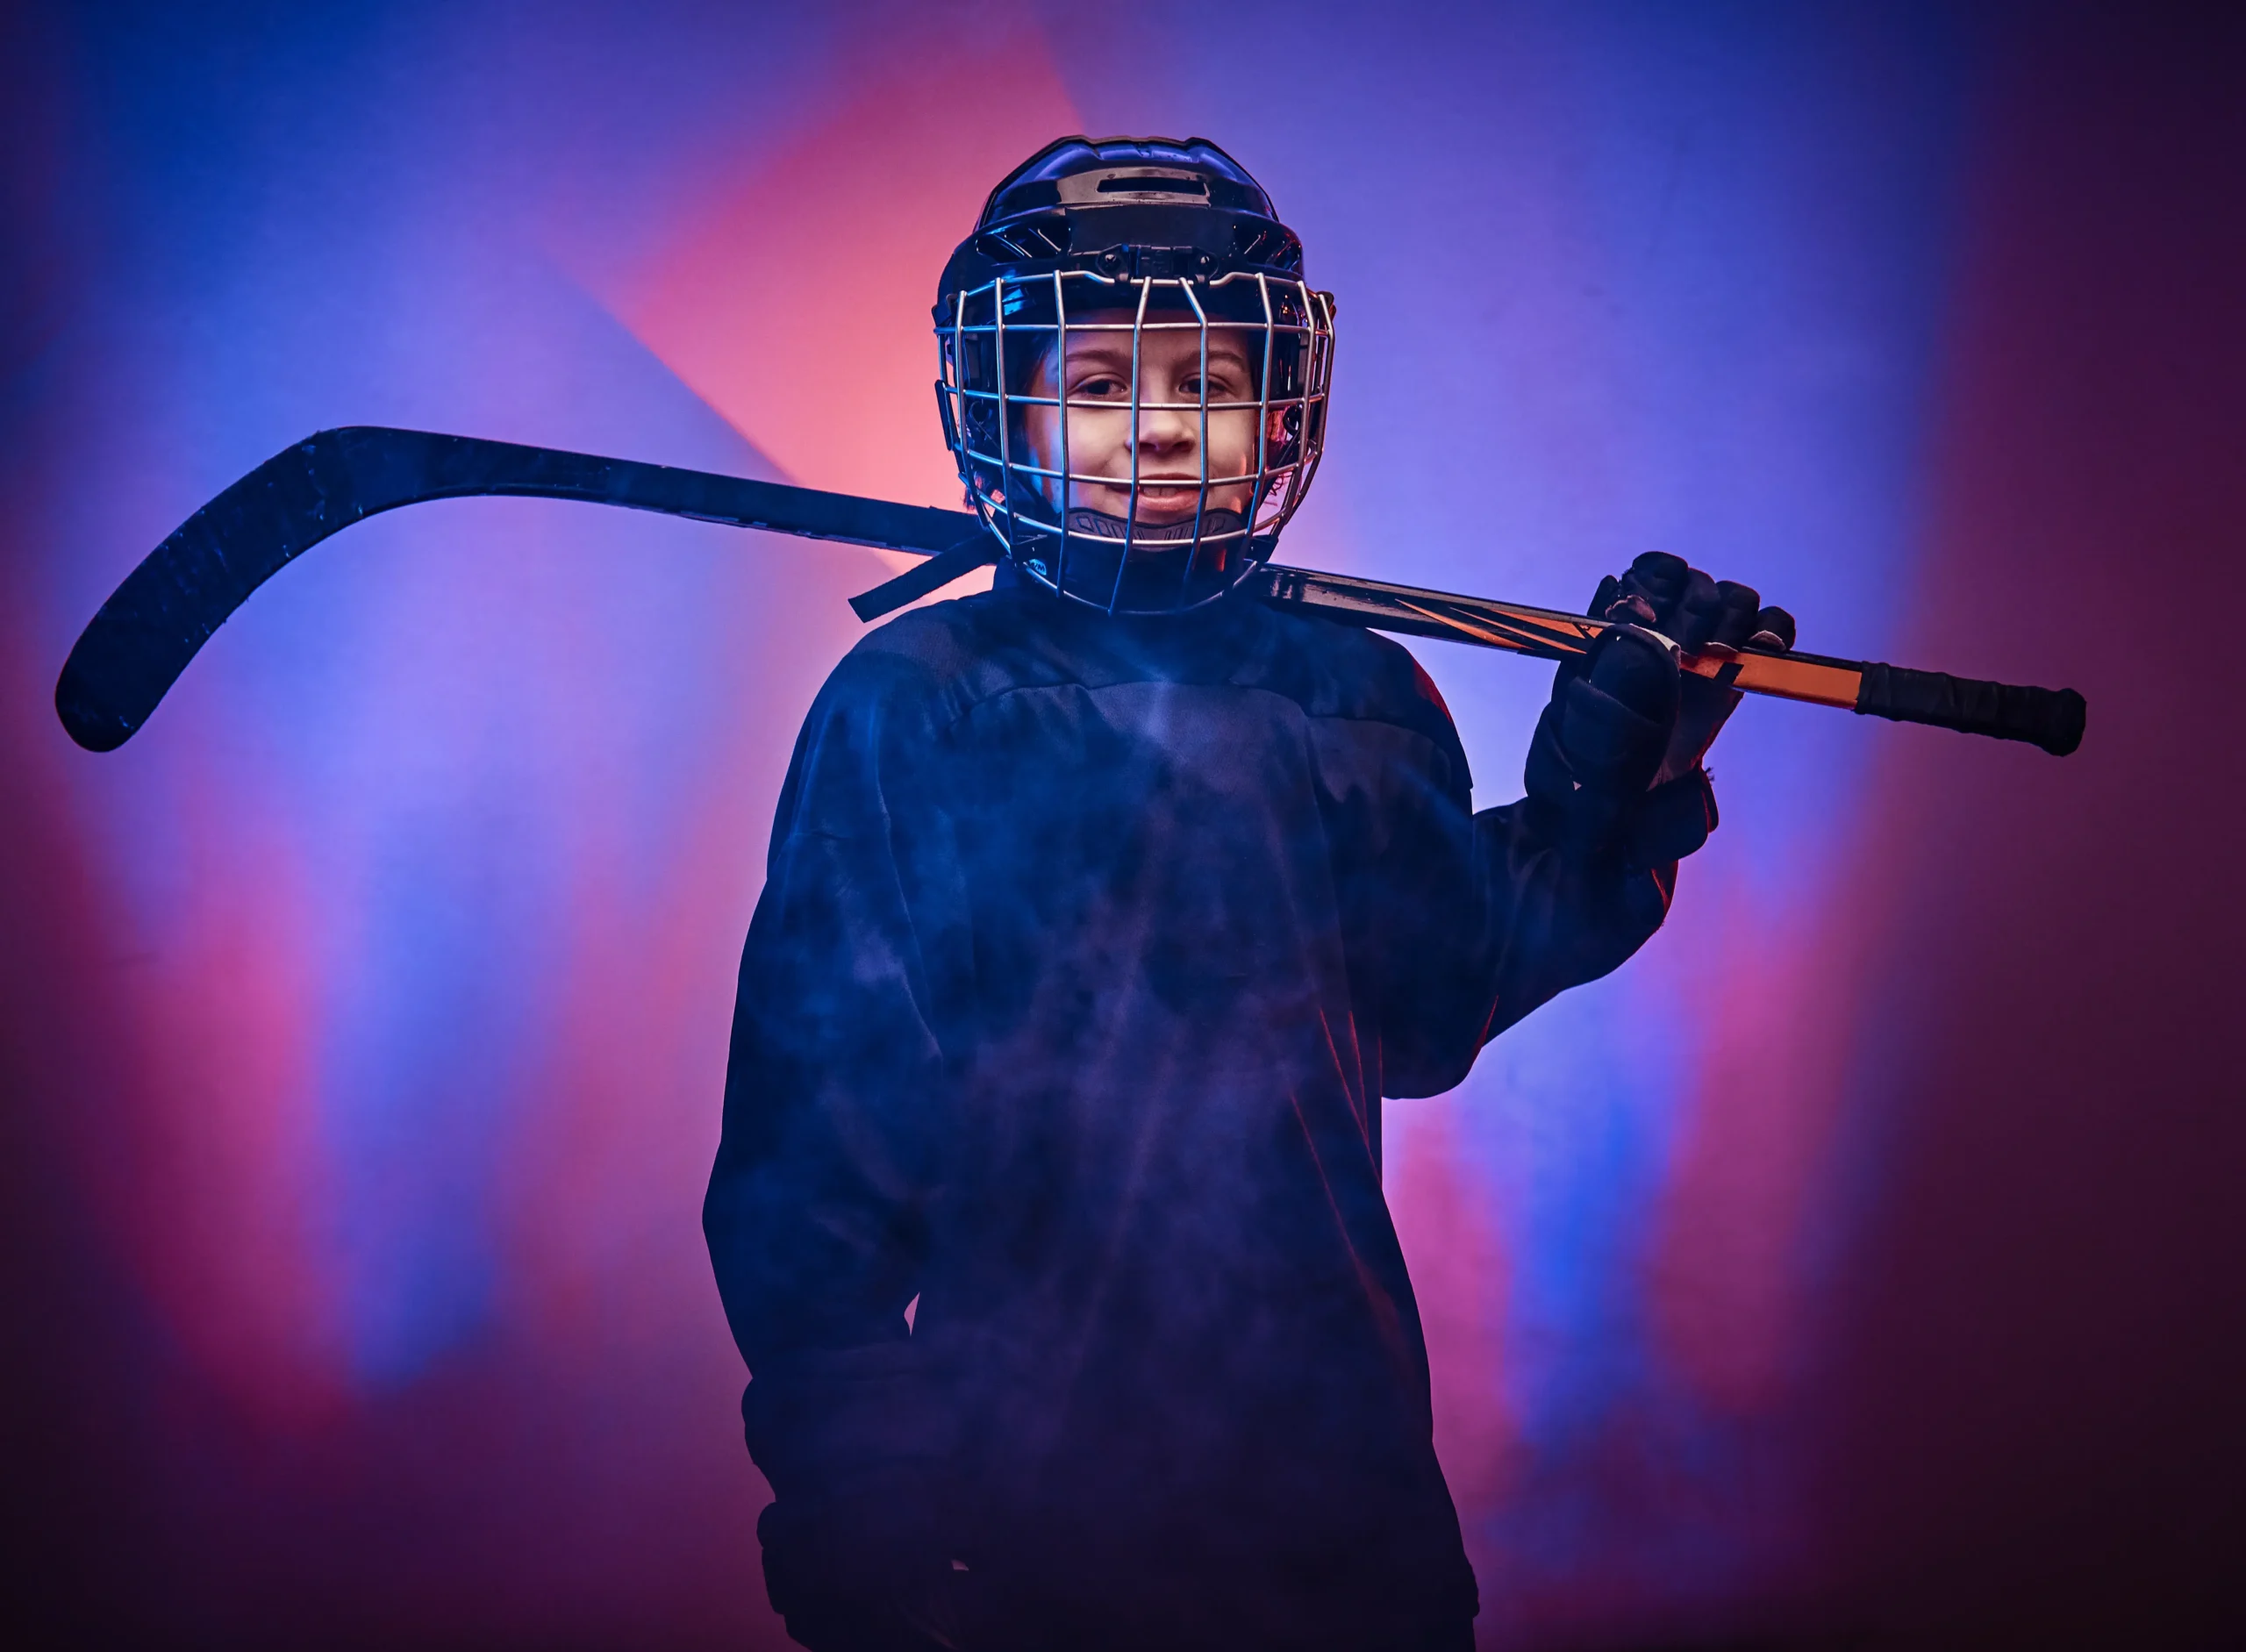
(1060, 333, 1256, 368)
(1059, 335, 1134, 361)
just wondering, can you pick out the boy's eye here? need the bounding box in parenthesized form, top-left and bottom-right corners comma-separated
(1073, 375, 1128, 398)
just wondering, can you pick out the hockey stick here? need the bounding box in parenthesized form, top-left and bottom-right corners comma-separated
(54, 426, 2085, 756)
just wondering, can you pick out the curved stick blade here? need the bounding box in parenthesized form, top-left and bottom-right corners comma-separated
(56, 428, 413, 750)
(54, 427, 981, 750)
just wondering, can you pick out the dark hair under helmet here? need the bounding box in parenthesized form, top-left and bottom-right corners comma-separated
(934, 137, 1335, 613)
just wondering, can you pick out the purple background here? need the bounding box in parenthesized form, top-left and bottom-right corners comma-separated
(4, 4, 2240, 1647)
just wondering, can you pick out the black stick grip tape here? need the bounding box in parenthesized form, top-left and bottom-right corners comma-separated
(1854, 662, 2086, 755)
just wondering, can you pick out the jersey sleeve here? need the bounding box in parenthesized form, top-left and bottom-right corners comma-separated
(1369, 662, 1708, 1099)
(702, 648, 973, 1499)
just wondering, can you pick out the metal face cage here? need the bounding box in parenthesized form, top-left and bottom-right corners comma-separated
(936, 268, 1336, 614)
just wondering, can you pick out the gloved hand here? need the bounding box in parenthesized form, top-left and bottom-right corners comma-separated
(1526, 552, 1795, 867)
(757, 1467, 962, 1652)
(1589, 551, 1796, 785)
(744, 1348, 965, 1652)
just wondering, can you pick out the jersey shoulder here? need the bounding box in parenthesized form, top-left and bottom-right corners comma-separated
(1251, 604, 1464, 753)
(833, 584, 1076, 723)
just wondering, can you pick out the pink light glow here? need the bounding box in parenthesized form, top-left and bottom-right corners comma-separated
(602, 32, 1080, 516)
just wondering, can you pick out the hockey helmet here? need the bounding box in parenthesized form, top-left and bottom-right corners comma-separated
(934, 137, 1335, 613)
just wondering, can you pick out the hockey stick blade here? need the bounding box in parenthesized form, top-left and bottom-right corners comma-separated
(54, 426, 981, 751)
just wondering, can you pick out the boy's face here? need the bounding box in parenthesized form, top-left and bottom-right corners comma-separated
(1019, 311, 1284, 529)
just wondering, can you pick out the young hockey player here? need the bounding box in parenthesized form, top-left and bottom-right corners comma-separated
(704, 137, 1792, 1652)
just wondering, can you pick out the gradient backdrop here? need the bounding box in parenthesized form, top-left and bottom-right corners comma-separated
(4, 3, 2241, 1648)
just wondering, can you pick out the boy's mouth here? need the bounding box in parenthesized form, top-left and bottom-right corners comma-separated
(1062, 473, 1254, 528)
(1111, 476, 1243, 510)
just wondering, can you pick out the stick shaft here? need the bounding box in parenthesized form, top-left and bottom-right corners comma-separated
(1251, 564, 1864, 706)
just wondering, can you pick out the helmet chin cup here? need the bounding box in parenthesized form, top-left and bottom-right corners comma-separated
(1006, 507, 1263, 611)
(934, 137, 1335, 616)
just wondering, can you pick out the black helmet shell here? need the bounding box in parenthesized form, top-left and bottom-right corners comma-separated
(937, 136, 1305, 307)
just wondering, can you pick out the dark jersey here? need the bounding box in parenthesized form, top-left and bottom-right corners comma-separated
(704, 572, 1677, 1649)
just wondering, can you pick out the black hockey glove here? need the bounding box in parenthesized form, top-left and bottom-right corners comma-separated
(1526, 552, 1796, 867)
(756, 1471, 961, 1652)
(1591, 551, 1796, 783)
(746, 1348, 963, 1652)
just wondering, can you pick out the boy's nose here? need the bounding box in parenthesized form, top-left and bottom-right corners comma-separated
(1132, 404, 1198, 454)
